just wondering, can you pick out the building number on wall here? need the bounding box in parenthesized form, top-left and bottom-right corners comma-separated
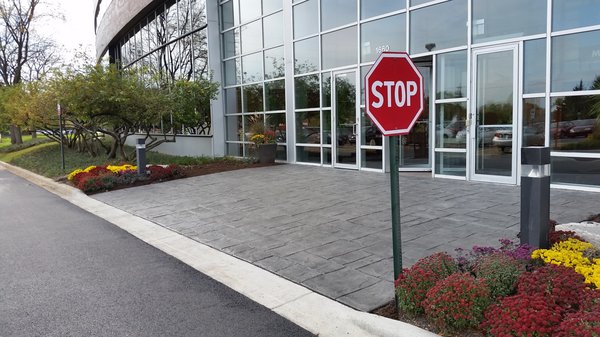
(376, 45, 390, 54)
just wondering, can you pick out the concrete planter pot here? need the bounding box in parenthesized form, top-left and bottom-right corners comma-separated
(257, 143, 277, 164)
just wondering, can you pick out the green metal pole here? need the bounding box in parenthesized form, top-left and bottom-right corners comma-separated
(389, 136, 402, 280)
(58, 103, 65, 172)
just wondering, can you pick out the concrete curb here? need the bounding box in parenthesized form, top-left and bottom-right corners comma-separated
(0, 161, 440, 337)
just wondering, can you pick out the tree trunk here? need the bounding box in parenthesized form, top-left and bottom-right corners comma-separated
(108, 140, 117, 159)
(9, 125, 23, 144)
(31, 129, 37, 139)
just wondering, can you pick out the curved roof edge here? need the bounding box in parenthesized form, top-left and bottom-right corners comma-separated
(95, 0, 155, 60)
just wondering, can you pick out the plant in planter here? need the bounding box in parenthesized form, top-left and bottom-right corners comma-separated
(248, 117, 277, 164)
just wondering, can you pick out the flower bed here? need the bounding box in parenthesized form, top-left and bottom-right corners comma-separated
(67, 164, 183, 193)
(393, 234, 600, 336)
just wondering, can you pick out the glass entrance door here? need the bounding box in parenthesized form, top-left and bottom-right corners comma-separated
(470, 45, 518, 184)
(333, 70, 358, 168)
(400, 64, 431, 169)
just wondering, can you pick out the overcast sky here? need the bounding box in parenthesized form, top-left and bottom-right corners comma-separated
(39, 0, 96, 63)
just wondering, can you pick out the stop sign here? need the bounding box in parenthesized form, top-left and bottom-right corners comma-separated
(365, 52, 423, 136)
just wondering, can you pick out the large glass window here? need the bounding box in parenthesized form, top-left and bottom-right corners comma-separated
(242, 84, 264, 112)
(263, 0, 283, 15)
(241, 20, 262, 54)
(263, 12, 284, 48)
(295, 74, 320, 109)
(361, 0, 405, 19)
(472, 0, 546, 44)
(293, 0, 318, 39)
(550, 95, 600, 151)
(240, 0, 261, 23)
(264, 46, 285, 79)
(435, 152, 466, 177)
(294, 37, 319, 74)
(223, 28, 240, 58)
(242, 52, 263, 83)
(226, 115, 243, 141)
(436, 51, 467, 100)
(322, 26, 357, 70)
(435, 102, 467, 149)
(360, 14, 406, 63)
(553, 0, 600, 32)
(225, 88, 242, 114)
(523, 98, 546, 147)
(225, 58, 241, 85)
(221, 0, 239, 30)
(296, 110, 321, 144)
(322, 72, 331, 107)
(552, 30, 600, 92)
(265, 80, 286, 111)
(523, 39, 546, 94)
(321, 0, 356, 31)
(551, 157, 600, 187)
(410, 0, 467, 54)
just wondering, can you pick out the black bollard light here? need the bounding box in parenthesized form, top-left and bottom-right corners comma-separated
(136, 138, 147, 176)
(520, 147, 551, 249)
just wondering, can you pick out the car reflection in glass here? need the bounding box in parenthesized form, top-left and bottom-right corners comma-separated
(492, 126, 544, 153)
(567, 119, 597, 138)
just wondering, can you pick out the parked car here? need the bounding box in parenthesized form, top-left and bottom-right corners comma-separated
(568, 119, 597, 138)
(492, 127, 544, 152)
(443, 120, 466, 138)
(550, 121, 574, 139)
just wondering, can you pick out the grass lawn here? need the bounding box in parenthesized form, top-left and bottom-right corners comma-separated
(1, 139, 245, 179)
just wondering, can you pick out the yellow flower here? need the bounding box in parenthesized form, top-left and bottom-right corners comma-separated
(532, 238, 600, 288)
(67, 169, 84, 181)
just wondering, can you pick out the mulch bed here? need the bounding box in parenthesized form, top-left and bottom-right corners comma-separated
(372, 301, 482, 337)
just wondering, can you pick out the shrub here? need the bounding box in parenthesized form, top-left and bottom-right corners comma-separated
(423, 273, 490, 332)
(147, 164, 183, 181)
(395, 252, 458, 315)
(473, 253, 525, 299)
(532, 238, 600, 288)
(549, 230, 586, 245)
(481, 294, 562, 337)
(71, 171, 94, 186)
(116, 169, 143, 185)
(516, 264, 586, 312)
(579, 288, 600, 313)
(86, 165, 111, 176)
(77, 175, 118, 193)
(455, 239, 534, 271)
(555, 311, 600, 337)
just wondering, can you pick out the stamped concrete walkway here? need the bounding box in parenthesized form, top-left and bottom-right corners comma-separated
(92, 165, 599, 311)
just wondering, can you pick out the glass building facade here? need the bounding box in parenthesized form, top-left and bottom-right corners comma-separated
(96, 0, 600, 190)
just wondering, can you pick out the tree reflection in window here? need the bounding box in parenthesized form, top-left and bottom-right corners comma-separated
(114, 0, 212, 135)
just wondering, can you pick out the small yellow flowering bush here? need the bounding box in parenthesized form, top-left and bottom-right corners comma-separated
(532, 238, 600, 288)
(106, 164, 137, 173)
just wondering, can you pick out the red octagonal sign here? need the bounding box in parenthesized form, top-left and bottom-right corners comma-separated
(365, 52, 424, 136)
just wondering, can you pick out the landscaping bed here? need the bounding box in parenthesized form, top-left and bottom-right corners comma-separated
(65, 160, 279, 194)
(372, 221, 600, 337)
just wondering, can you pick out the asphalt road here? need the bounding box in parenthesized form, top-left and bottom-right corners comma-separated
(0, 168, 314, 337)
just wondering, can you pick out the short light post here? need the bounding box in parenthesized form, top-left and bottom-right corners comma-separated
(520, 146, 551, 249)
(136, 138, 147, 176)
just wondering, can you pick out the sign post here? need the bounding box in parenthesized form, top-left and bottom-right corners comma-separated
(57, 102, 65, 171)
(365, 52, 424, 301)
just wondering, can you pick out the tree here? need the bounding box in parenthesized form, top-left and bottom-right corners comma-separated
(0, 0, 60, 144)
